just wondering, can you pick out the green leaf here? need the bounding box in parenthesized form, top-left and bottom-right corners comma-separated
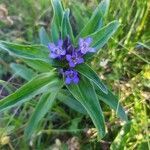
(67, 75, 106, 138)
(97, 0, 110, 28)
(51, 0, 64, 42)
(76, 63, 108, 94)
(52, 0, 64, 28)
(61, 9, 74, 43)
(76, 0, 110, 40)
(95, 86, 128, 121)
(25, 81, 63, 139)
(24, 59, 52, 73)
(85, 21, 120, 60)
(0, 41, 50, 63)
(57, 89, 87, 114)
(90, 21, 120, 50)
(0, 72, 59, 112)
(51, 22, 60, 43)
(10, 63, 36, 81)
(39, 27, 50, 46)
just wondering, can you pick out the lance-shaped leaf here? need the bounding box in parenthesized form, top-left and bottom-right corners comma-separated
(97, 0, 110, 29)
(67, 75, 106, 138)
(76, 63, 108, 94)
(61, 9, 74, 43)
(51, 22, 59, 43)
(23, 59, 52, 73)
(10, 63, 36, 81)
(51, 0, 64, 42)
(39, 27, 50, 46)
(76, 0, 110, 40)
(0, 72, 60, 112)
(57, 89, 87, 114)
(95, 86, 128, 121)
(0, 41, 50, 63)
(85, 21, 120, 60)
(25, 81, 63, 139)
(90, 21, 119, 50)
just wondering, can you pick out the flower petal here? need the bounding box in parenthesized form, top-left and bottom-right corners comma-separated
(78, 58, 84, 64)
(65, 71, 70, 75)
(80, 48, 87, 54)
(89, 47, 96, 53)
(66, 54, 71, 61)
(79, 38, 84, 46)
(65, 77, 71, 84)
(48, 43, 55, 51)
(50, 53, 57, 58)
(85, 37, 92, 46)
(57, 39, 63, 47)
(73, 76, 79, 84)
(61, 50, 66, 55)
(69, 62, 76, 67)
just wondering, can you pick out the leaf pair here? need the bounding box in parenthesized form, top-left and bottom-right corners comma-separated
(0, 71, 63, 139)
(51, 0, 74, 43)
(0, 72, 59, 112)
(67, 63, 128, 138)
(76, 0, 110, 39)
(67, 76, 105, 138)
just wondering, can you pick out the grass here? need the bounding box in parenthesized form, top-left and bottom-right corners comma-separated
(0, 0, 149, 149)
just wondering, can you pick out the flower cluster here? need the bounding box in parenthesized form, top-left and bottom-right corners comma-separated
(48, 37, 95, 84)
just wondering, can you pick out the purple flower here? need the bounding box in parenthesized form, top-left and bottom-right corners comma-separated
(79, 37, 95, 54)
(47, 36, 95, 85)
(66, 51, 84, 67)
(48, 39, 66, 59)
(63, 37, 74, 54)
(64, 69, 79, 84)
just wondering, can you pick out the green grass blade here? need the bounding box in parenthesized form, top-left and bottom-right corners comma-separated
(0, 80, 14, 94)
(70, 2, 89, 33)
(110, 122, 132, 149)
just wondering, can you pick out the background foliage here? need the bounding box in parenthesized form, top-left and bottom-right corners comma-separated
(0, 0, 149, 149)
